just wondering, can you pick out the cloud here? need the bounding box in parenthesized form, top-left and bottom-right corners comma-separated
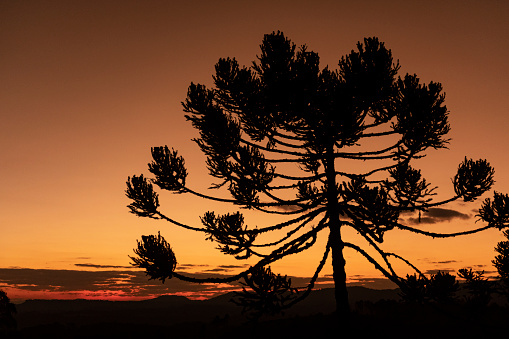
(275, 204, 302, 212)
(178, 264, 210, 268)
(429, 260, 459, 265)
(0, 268, 243, 301)
(406, 208, 470, 225)
(0, 267, 396, 302)
(175, 264, 211, 271)
(423, 269, 457, 275)
(218, 264, 249, 269)
(203, 265, 249, 273)
(74, 263, 134, 269)
(325, 274, 398, 289)
(203, 268, 230, 272)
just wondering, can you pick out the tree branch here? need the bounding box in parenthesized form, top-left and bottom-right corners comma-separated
(252, 200, 324, 215)
(283, 241, 331, 309)
(343, 242, 403, 287)
(347, 222, 398, 277)
(240, 137, 311, 158)
(333, 140, 402, 158)
(155, 211, 208, 233)
(394, 222, 494, 238)
(360, 130, 398, 138)
(273, 172, 326, 182)
(385, 252, 427, 279)
(172, 221, 329, 284)
(252, 212, 327, 248)
(251, 207, 326, 234)
(182, 186, 311, 208)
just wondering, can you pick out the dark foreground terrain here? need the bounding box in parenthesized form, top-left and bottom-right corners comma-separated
(4, 287, 509, 338)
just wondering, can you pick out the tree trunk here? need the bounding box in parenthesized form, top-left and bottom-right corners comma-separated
(329, 226, 350, 320)
(324, 146, 350, 326)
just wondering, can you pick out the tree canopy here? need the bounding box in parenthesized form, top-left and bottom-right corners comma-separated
(126, 31, 509, 319)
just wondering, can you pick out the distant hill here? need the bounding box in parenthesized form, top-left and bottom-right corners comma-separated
(16, 286, 398, 327)
(12, 286, 509, 338)
(13, 287, 398, 336)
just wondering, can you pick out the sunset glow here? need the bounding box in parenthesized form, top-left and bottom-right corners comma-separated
(1, 0, 509, 303)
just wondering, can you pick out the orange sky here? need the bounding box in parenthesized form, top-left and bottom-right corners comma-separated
(1, 0, 509, 301)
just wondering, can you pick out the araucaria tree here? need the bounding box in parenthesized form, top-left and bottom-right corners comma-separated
(126, 32, 509, 319)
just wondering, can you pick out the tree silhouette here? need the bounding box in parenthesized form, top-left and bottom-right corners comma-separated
(426, 271, 459, 304)
(458, 268, 496, 307)
(0, 289, 16, 333)
(399, 271, 459, 304)
(399, 273, 427, 304)
(231, 266, 298, 320)
(126, 31, 509, 322)
(493, 229, 509, 294)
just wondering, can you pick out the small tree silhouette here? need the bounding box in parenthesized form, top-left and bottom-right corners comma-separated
(458, 268, 496, 307)
(400, 271, 459, 304)
(127, 32, 509, 322)
(427, 271, 459, 304)
(232, 266, 298, 320)
(0, 290, 16, 333)
(493, 229, 509, 294)
(399, 274, 428, 304)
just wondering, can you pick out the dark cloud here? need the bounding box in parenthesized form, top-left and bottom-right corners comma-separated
(0, 267, 396, 302)
(204, 268, 231, 272)
(275, 204, 302, 212)
(331, 275, 398, 290)
(406, 208, 470, 225)
(0, 268, 242, 301)
(218, 264, 249, 269)
(423, 269, 457, 275)
(429, 260, 459, 264)
(74, 263, 133, 269)
(177, 264, 210, 269)
(204, 264, 249, 273)
(0, 268, 140, 293)
(427, 208, 470, 219)
(419, 259, 460, 276)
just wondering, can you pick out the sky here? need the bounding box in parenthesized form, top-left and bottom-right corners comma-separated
(1, 0, 509, 302)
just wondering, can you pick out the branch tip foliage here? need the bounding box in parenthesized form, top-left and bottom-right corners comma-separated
(130, 232, 177, 283)
(454, 157, 494, 202)
(202, 211, 257, 259)
(126, 174, 159, 218)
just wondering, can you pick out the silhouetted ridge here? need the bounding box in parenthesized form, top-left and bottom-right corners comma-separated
(13, 286, 509, 338)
